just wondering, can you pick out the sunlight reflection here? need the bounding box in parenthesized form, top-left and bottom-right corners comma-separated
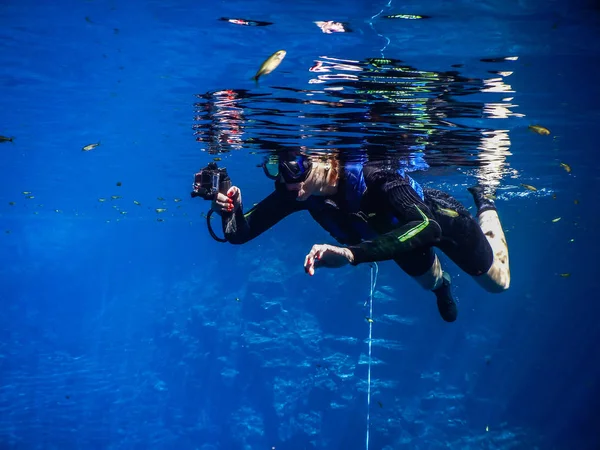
(475, 129, 513, 192)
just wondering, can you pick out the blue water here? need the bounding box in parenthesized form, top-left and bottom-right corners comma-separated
(2, 0, 600, 449)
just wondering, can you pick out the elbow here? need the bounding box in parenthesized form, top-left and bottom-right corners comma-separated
(224, 234, 246, 245)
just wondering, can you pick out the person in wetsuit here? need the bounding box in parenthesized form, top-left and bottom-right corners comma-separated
(211, 153, 510, 322)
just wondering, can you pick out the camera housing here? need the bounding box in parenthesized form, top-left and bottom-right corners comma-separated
(191, 162, 231, 200)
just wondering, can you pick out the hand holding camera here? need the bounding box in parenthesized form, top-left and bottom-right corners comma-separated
(211, 186, 242, 216)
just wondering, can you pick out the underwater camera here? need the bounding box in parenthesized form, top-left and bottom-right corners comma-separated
(191, 162, 231, 201)
(191, 162, 231, 242)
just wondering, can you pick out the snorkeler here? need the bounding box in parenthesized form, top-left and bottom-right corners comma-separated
(210, 153, 510, 322)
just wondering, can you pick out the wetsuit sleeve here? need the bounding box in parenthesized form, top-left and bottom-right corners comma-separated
(223, 187, 304, 244)
(347, 165, 442, 264)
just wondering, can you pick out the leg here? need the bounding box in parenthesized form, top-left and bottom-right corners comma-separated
(394, 249, 457, 322)
(468, 187, 510, 292)
(413, 253, 443, 290)
(423, 187, 509, 294)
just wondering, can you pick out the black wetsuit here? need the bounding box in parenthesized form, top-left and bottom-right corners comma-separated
(222, 163, 494, 278)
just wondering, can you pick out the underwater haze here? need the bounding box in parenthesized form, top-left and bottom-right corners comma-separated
(1, 0, 600, 449)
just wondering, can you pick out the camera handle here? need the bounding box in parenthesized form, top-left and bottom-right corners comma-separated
(206, 208, 228, 243)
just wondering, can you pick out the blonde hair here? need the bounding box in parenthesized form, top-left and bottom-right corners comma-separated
(325, 158, 340, 186)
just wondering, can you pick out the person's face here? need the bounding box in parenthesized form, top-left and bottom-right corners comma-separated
(284, 162, 330, 201)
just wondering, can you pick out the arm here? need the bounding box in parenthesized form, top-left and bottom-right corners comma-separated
(347, 164, 441, 264)
(223, 186, 304, 244)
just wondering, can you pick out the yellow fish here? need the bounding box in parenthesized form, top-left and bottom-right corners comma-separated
(560, 162, 571, 173)
(82, 142, 100, 151)
(521, 183, 537, 191)
(437, 207, 459, 218)
(528, 125, 550, 135)
(552, 217, 561, 223)
(559, 273, 571, 278)
(365, 317, 374, 323)
(252, 50, 286, 82)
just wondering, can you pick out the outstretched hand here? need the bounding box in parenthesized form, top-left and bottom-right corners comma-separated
(304, 244, 355, 276)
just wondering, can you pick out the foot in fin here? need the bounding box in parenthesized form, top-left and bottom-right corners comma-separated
(433, 272, 457, 322)
(468, 185, 496, 215)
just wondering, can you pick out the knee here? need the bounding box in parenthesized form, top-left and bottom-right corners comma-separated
(475, 270, 510, 293)
(486, 280, 510, 293)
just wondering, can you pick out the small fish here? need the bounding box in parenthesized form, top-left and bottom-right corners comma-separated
(437, 207, 459, 218)
(559, 273, 571, 277)
(157, 197, 165, 201)
(0, 135, 14, 143)
(574, 199, 579, 205)
(365, 316, 374, 323)
(82, 142, 100, 152)
(252, 50, 286, 83)
(521, 183, 537, 191)
(528, 125, 550, 135)
(116, 181, 122, 186)
(155, 208, 167, 213)
(219, 17, 273, 27)
(560, 162, 571, 173)
(174, 198, 182, 202)
(384, 14, 429, 20)
(314, 21, 348, 33)
(486, 425, 489, 432)
(111, 195, 122, 200)
(133, 200, 141, 205)
(552, 217, 561, 223)
(22, 191, 31, 195)
(157, 218, 164, 222)
(98, 198, 106, 202)
(377, 401, 383, 408)
(25, 195, 34, 199)
(120, 211, 127, 215)
(213, 157, 222, 161)
(235, 297, 240, 302)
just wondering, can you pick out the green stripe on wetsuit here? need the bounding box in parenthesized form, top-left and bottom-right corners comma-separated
(397, 204, 429, 242)
(349, 204, 441, 265)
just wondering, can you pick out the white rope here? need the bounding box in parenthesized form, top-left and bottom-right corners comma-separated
(367, 0, 393, 57)
(365, 262, 379, 450)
